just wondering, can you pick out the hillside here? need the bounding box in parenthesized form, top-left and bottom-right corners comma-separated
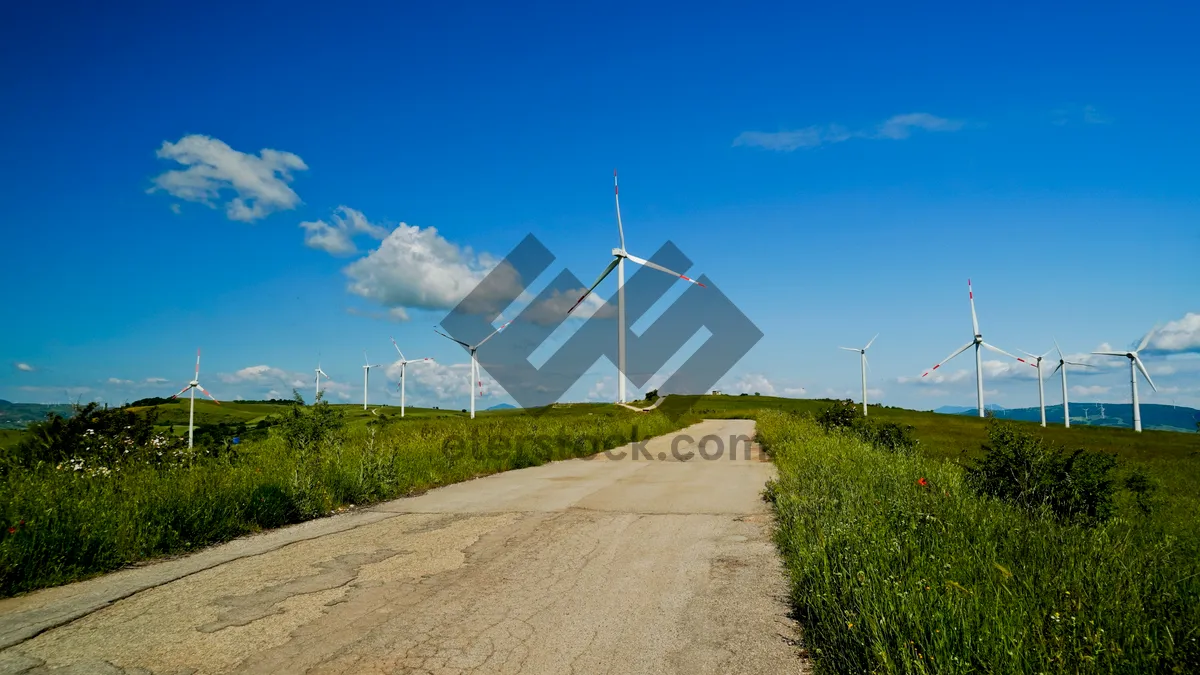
(949, 401, 1200, 433)
(0, 400, 75, 430)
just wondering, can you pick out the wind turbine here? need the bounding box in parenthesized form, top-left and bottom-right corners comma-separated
(1051, 340, 1096, 428)
(839, 334, 878, 416)
(1016, 348, 1054, 427)
(314, 361, 330, 404)
(567, 171, 706, 403)
(390, 337, 431, 418)
(1093, 330, 1158, 432)
(920, 279, 1032, 417)
(169, 349, 220, 449)
(434, 318, 512, 419)
(361, 352, 382, 410)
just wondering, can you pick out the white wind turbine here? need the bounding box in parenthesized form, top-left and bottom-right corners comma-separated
(1050, 340, 1095, 428)
(920, 279, 1032, 417)
(1093, 330, 1158, 432)
(169, 349, 220, 449)
(1016, 347, 1054, 427)
(361, 352, 382, 410)
(567, 171, 706, 403)
(314, 361, 330, 404)
(839, 334, 878, 416)
(390, 337, 431, 418)
(434, 318, 512, 419)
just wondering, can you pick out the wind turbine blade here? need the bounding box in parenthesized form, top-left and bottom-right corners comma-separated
(390, 337, 406, 360)
(197, 385, 221, 404)
(171, 384, 193, 398)
(839, 347, 859, 352)
(1016, 348, 1039, 359)
(982, 342, 1032, 365)
(968, 279, 980, 336)
(567, 257, 620, 315)
(474, 317, 514, 349)
(1134, 356, 1158, 392)
(864, 354, 872, 374)
(1138, 326, 1156, 352)
(433, 328, 472, 349)
(1066, 361, 1097, 368)
(1092, 351, 1127, 357)
(1054, 338, 1064, 360)
(1041, 349, 1054, 359)
(865, 333, 879, 350)
(1051, 362, 1063, 376)
(363, 351, 370, 367)
(614, 170, 625, 251)
(922, 341, 974, 377)
(624, 252, 705, 287)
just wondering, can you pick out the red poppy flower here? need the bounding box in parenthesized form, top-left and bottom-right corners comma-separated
(6, 527, 14, 534)
(918, 477, 929, 488)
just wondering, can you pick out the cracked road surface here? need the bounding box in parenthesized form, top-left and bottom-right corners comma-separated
(0, 419, 805, 674)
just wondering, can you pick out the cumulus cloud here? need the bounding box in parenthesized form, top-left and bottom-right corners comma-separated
(145, 377, 169, 385)
(783, 386, 808, 397)
(149, 134, 307, 222)
(300, 206, 390, 256)
(343, 223, 510, 314)
(1146, 313, 1200, 354)
(219, 365, 309, 389)
(734, 112, 963, 151)
(729, 373, 776, 396)
(385, 358, 505, 402)
(1071, 385, 1111, 397)
(13, 362, 35, 372)
(981, 359, 1038, 380)
(107, 378, 134, 386)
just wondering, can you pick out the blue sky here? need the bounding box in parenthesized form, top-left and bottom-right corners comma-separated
(2, 1, 1198, 412)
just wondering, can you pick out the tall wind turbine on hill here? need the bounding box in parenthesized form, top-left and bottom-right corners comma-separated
(314, 361, 330, 404)
(1093, 330, 1158, 432)
(920, 280, 1032, 417)
(390, 337, 431, 418)
(170, 349, 219, 450)
(567, 171, 706, 403)
(1051, 340, 1095, 428)
(839, 334, 878, 416)
(361, 352, 382, 410)
(1017, 347, 1054, 427)
(434, 318, 512, 419)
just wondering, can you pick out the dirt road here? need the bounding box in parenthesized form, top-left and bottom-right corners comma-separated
(0, 419, 804, 674)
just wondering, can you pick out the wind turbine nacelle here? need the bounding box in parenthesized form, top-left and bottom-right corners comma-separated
(612, 248, 625, 257)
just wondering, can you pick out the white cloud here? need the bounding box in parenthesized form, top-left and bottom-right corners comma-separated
(107, 378, 135, 386)
(981, 359, 1038, 380)
(169, 203, 182, 215)
(1147, 313, 1200, 354)
(14, 362, 35, 372)
(385, 358, 505, 403)
(145, 377, 168, 385)
(733, 112, 963, 151)
(1071, 385, 1111, 397)
(149, 134, 307, 222)
(783, 386, 808, 397)
(219, 365, 309, 389)
(729, 373, 776, 396)
(300, 206, 390, 256)
(344, 223, 515, 315)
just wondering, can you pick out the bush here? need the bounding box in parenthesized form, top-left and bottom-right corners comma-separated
(7, 402, 188, 473)
(815, 400, 918, 455)
(965, 421, 1119, 524)
(816, 399, 860, 432)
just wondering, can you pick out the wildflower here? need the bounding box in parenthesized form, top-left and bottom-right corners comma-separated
(918, 477, 929, 488)
(7, 527, 15, 534)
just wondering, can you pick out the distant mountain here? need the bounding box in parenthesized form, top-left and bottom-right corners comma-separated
(933, 404, 1007, 414)
(949, 402, 1199, 433)
(486, 403, 516, 411)
(0, 400, 75, 430)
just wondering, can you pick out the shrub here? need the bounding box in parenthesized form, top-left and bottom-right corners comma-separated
(7, 402, 188, 473)
(1124, 467, 1161, 515)
(816, 399, 860, 432)
(965, 421, 1119, 524)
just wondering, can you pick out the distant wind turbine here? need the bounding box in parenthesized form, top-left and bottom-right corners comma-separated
(1093, 329, 1158, 432)
(361, 352, 382, 410)
(314, 361, 330, 404)
(567, 171, 705, 404)
(434, 318, 512, 419)
(1017, 348, 1054, 427)
(390, 337, 431, 418)
(920, 279, 1032, 417)
(170, 349, 220, 449)
(1051, 340, 1095, 428)
(839, 334, 878, 416)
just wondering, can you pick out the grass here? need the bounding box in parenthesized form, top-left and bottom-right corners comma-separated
(759, 409, 1200, 673)
(0, 405, 688, 596)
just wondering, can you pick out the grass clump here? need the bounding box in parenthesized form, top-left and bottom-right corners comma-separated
(760, 409, 1200, 673)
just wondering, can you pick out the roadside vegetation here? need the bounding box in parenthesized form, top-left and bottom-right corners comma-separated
(0, 394, 684, 596)
(760, 404, 1200, 673)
